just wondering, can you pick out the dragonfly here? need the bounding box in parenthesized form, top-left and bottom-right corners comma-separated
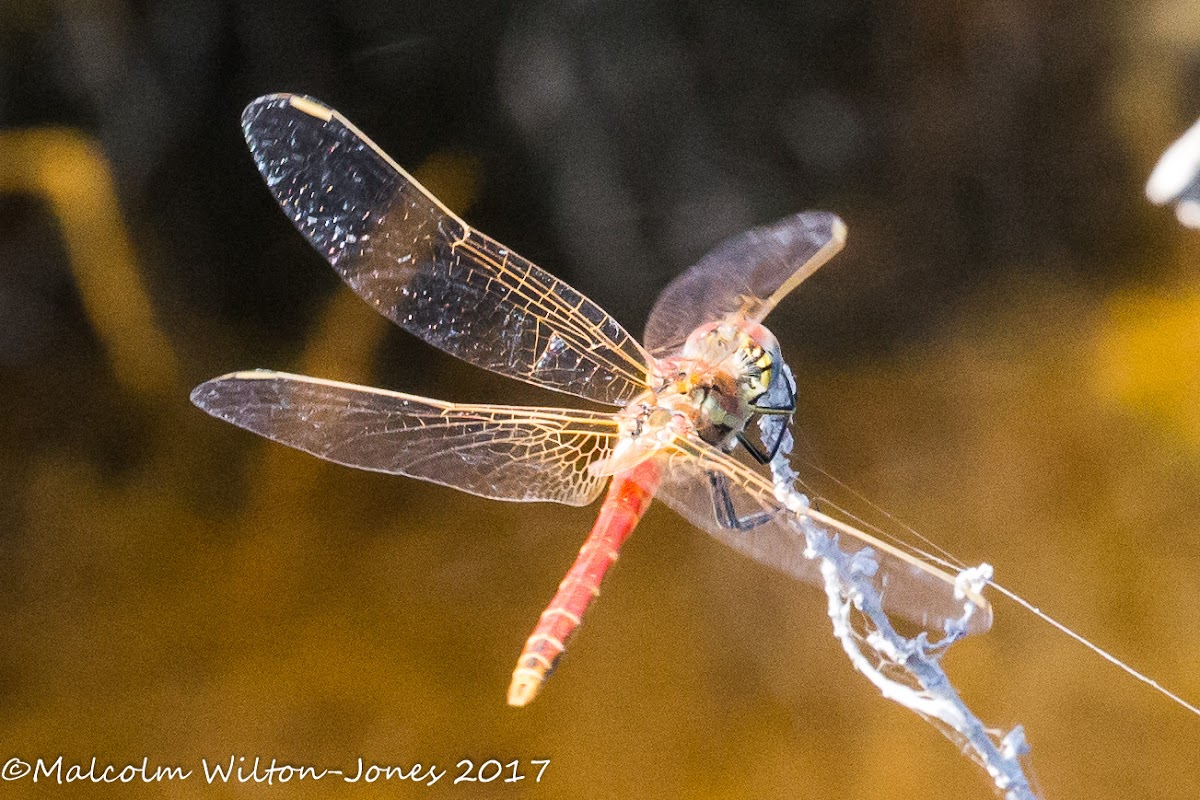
(192, 94, 992, 707)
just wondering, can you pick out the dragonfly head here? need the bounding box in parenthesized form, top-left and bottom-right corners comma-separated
(681, 317, 788, 405)
(599, 317, 798, 476)
(675, 317, 795, 459)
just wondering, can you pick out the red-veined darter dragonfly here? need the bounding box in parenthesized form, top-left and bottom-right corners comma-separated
(192, 94, 992, 707)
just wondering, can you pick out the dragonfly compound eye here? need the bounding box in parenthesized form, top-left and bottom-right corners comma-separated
(731, 343, 773, 403)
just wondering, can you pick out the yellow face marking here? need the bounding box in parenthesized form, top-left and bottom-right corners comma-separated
(729, 340, 773, 401)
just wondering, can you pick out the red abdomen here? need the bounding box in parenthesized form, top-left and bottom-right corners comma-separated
(507, 458, 661, 706)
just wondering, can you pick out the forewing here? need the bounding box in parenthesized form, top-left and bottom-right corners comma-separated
(652, 437, 992, 636)
(191, 371, 617, 506)
(643, 212, 846, 355)
(243, 94, 651, 406)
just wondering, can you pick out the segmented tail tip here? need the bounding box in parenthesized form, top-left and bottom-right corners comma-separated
(507, 669, 545, 707)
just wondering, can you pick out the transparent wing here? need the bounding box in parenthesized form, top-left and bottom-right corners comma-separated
(243, 94, 652, 406)
(643, 212, 847, 356)
(652, 436, 992, 636)
(191, 371, 618, 506)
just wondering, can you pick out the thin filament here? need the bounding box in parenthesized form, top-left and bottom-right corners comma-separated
(795, 457, 1200, 718)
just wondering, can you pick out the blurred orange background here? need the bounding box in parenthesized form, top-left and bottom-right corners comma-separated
(1, 1, 1198, 797)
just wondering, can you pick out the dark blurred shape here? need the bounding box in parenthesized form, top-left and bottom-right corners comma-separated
(0, 196, 67, 367)
(0, 0, 1147, 355)
(0, 127, 178, 395)
(499, 0, 755, 328)
(779, 89, 864, 176)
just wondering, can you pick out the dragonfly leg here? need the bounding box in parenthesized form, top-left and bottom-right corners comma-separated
(736, 411, 791, 463)
(708, 471, 774, 531)
(741, 368, 796, 462)
(736, 432, 772, 464)
(749, 404, 794, 416)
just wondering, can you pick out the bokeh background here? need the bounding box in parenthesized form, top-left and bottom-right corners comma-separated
(2, 0, 1199, 797)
